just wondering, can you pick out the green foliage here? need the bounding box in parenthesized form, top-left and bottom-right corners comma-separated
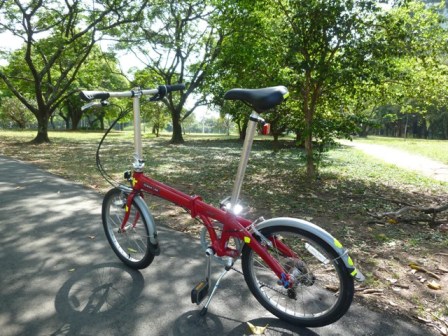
(115, 0, 225, 143)
(362, 1, 448, 138)
(0, 0, 147, 142)
(0, 96, 34, 128)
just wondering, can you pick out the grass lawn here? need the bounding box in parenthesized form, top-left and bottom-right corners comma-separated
(353, 136, 448, 165)
(0, 129, 447, 328)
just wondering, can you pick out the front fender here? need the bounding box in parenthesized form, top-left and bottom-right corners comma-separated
(256, 217, 364, 282)
(119, 186, 160, 256)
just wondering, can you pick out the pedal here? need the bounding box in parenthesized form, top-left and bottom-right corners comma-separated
(191, 280, 209, 304)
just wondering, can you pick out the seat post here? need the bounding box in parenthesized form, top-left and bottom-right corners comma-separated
(229, 111, 259, 212)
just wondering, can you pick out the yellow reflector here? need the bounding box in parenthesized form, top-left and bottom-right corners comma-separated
(334, 239, 343, 248)
(244, 237, 251, 244)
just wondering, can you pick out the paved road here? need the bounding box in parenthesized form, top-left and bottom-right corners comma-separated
(0, 156, 436, 336)
(342, 140, 448, 183)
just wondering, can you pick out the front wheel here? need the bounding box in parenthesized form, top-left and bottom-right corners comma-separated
(102, 188, 155, 269)
(241, 226, 354, 327)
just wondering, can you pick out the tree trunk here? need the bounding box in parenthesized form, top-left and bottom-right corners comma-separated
(170, 111, 184, 144)
(71, 113, 81, 130)
(50, 115, 56, 130)
(302, 72, 316, 179)
(32, 115, 50, 144)
(239, 122, 247, 141)
(304, 131, 315, 178)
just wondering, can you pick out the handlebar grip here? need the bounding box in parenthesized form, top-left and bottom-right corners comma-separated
(79, 91, 110, 102)
(158, 84, 186, 95)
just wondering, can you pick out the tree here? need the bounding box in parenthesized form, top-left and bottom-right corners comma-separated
(143, 102, 170, 137)
(118, 0, 225, 144)
(0, 96, 34, 128)
(0, 0, 147, 143)
(276, 0, 381, 178)
(61, 48, 129, 130)
(346, 1, 448, 140)
(206, 1, 294, 144)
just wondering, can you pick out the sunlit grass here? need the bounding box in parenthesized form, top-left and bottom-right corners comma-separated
(353, 136, 448, 165)
(322, 145, 448, 191)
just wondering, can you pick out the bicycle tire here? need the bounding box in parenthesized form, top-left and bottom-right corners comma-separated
(241, 225, 354, 327)
(102, 188, 155, 269)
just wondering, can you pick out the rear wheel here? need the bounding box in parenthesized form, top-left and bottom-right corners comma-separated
(241, 226, 354, 327)
(102, 188, 154, 269)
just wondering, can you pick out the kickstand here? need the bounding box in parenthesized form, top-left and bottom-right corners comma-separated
(200, 267, 229, 316)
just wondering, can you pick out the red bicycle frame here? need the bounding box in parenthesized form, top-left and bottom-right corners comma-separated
(123, 170, 296, 284)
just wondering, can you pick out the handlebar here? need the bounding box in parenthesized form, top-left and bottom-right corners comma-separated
(79, 84, 186, 102)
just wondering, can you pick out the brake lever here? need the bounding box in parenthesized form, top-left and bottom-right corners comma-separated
(81, 100, 109, 111)
(148, 92, 167, 102)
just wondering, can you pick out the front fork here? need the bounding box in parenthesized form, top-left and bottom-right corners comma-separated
(119, 190, 140, 232)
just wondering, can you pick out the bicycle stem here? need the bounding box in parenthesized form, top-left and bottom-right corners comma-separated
(230, 112, 259, 211)
(132, 90, 144, 171)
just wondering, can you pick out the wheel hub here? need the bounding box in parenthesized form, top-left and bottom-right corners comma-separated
(286, 258, 315, 287)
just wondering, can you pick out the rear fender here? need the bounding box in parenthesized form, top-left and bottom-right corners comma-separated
(256, 217, 364, 282)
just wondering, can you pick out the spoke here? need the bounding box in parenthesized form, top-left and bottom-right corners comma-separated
(248, 230, 343, 319)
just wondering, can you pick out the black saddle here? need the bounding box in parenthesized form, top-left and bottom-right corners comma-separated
(223, 86, 289, 112)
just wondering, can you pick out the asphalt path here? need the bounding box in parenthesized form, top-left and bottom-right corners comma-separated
(0, 155, 436, 336)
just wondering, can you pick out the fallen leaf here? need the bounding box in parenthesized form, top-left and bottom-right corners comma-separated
(68, 268, 76, 272)
(387, 218, 398, 224)
(325, 285, 339, 292)
(427, 281, 442, 290)
(247, 322, 268, 335)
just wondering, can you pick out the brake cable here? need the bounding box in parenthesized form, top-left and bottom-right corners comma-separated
(95, 102, 131, 187)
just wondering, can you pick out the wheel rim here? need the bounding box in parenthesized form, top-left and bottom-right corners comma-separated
(247, 230, 345, 320)
(105, 193, 149, 263)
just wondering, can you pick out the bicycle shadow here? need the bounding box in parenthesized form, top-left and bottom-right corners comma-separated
(168, 310, 319, 336)
(52, 262, 144, 335)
